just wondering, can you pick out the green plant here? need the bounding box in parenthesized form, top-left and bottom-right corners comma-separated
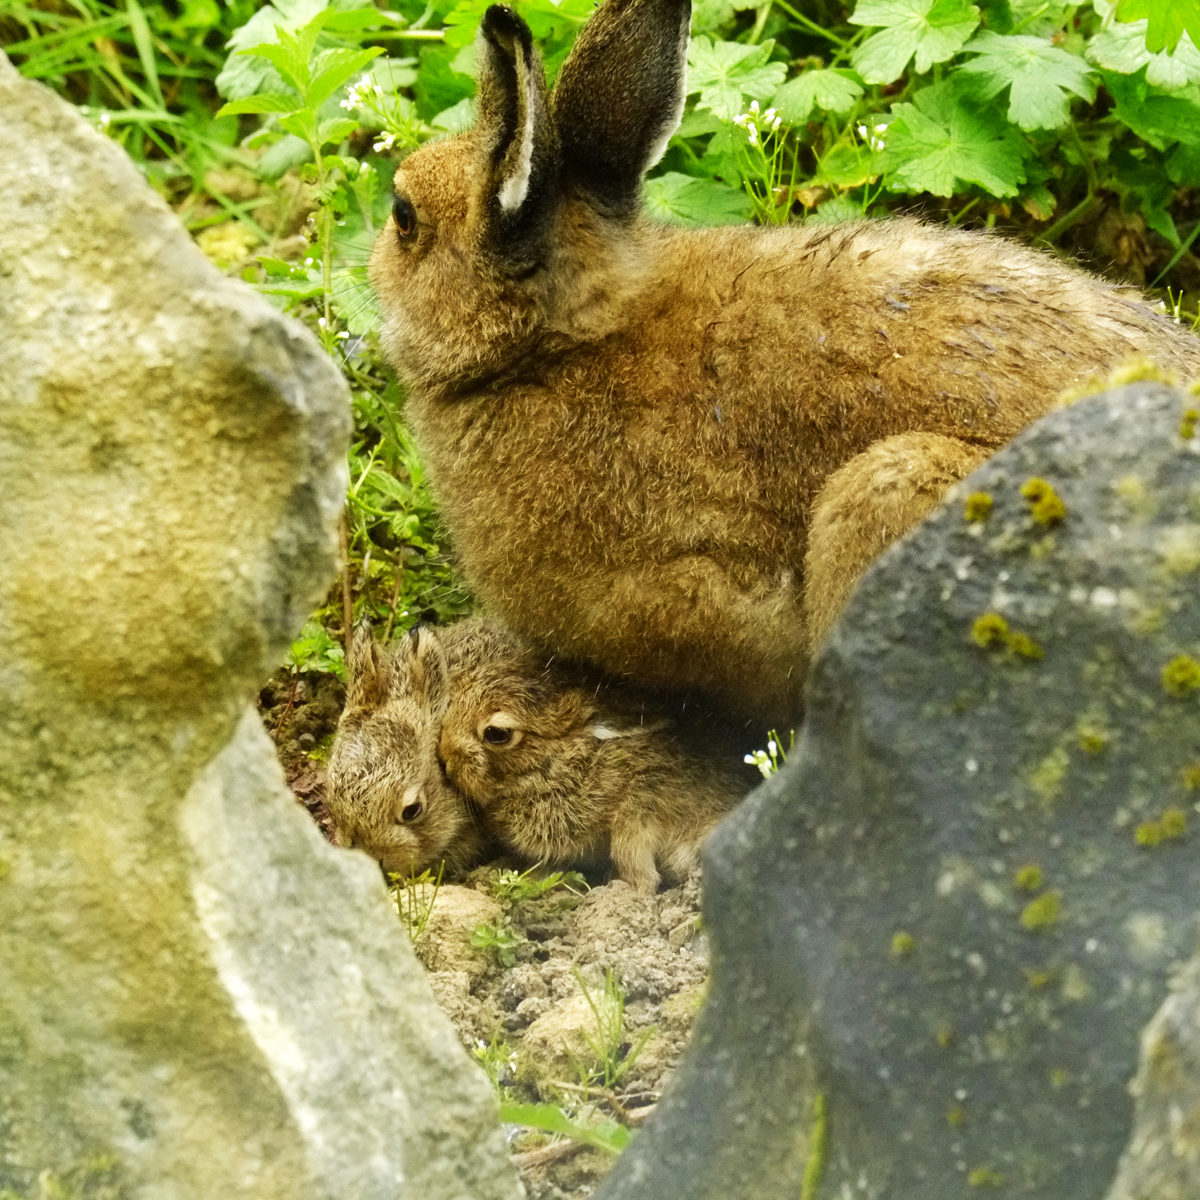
(473, 1030, 519, 1096)
(572, 967, 655, 1091)
(744, 728, 794, 778)
(390, 864, 443, 941)
(488, 866, 590, 905)
(471, 921, 522, 967)
(499, 1100, 634, 1156)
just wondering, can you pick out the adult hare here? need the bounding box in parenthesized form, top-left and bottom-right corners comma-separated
(370, 0, 1200, 723)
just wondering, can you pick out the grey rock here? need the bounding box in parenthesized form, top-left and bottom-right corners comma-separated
(0, 54, 522, 1200)
(1105, 944, 1200, 1200)
(598, 382, 1200, 1200)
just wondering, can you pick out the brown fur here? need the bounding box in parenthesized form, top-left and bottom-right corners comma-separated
(369, 0, 1200, 724)
(437, 617, 746, 892)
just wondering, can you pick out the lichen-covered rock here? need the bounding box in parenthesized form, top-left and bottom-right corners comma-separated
(0, 53, 521, 1200)
(599, 381, 1200, 1200)
(1105, 946, 1200, 1200)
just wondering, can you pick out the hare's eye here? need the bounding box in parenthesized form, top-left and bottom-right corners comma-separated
(482, 725, 513, 746)
(399, 801, 423, 823)
(392, 196, 417, 241)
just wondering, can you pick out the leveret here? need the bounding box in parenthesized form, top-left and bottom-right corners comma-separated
(326, 623, 484, 879)
(436, 617, 745, 893)
(369, 0, 1200, 724)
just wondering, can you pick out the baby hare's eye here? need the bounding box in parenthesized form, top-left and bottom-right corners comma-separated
(392, 196, 417, 241)
(399, 800, 423, 823)
(477, 712, 524, 749)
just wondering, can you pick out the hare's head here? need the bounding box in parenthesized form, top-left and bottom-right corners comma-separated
(368, 0, 691, 390)
(326, 623, 481, 877)
(436, 618, 595, 804)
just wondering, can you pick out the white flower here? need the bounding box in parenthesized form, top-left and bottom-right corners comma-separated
(373, 131, 397, 152)
(746, 122, 759, 147)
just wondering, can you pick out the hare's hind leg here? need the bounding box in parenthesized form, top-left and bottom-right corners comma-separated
(609, 821, 662, 894)
(803, 432, 991, 653)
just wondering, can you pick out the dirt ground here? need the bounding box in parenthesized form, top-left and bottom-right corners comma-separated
(260, 667, 716, 1199)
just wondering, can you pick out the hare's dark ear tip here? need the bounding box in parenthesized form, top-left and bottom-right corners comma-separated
(482, 4, 530, 46)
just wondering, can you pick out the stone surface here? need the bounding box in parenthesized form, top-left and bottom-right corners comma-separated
(598, 382, 1200, 1200)
(1105, 944, 1200, 1200)
(0, 53, 522, 1200)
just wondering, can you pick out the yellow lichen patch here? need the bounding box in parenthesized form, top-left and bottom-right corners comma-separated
(1028, 747, 1069, 804)
(1076, 725, 1109, 754)
(891, 931, 916, 958)
(1162, 654, 1200, 698)
(1019, 890, 1062, 930)
(964, 491, 994, 522)
(1007, 631, 1044, 660)
(1023, 966, 1054, 989)
(1135, 808, 1187, 847)
(1013, 864, 1043, 892)
(1020, 477, 1067, 526)
(967, 1165, 1007, 1187)
(1180, 763, 1200, 790)
(1181, 406, 1198, 439)
(971, 613, 1045, 661)
(946, 1104, 966, 1127)
(1157, 526, 1200, 577)
(972, 612, 1010, 648)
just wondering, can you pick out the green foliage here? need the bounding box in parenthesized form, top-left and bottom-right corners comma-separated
(744, 728, 794, 778)
(390, 865, 444, 941)
(499, 1100, 634, 1155)
(488, 866, 590, 905)
(572, 967, 655, 1091)
(471, 921, 522, 967)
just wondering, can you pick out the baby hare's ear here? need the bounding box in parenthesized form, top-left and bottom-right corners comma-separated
(476, 6, 559, 268)
(552, 0, 690, 217)
(403, 624, 451, 713)
(345, 620, 390, 709)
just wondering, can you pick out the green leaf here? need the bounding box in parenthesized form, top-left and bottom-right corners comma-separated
(499, 1102, 633, 1155)
(1103, 70, 1200, 147)
(306, 45, 383, 109)
(850, 0, 981, 84)
(817, 140, 883, 187)
(882, 80, 1027, 196)
(1114, 0, 1200, 54)
(771, 69, 865, 123)
(237, 38, 311, 94)
(1088, 17, 1200, 89)
(687, 36, 788, 120)
(644, 172, 753, 225)
(216, 92, 303, 117)
(316, 116, 360, 146)
(956, 31, 1096, 129)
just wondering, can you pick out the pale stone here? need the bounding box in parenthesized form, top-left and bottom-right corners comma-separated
(0, 52, 522, 1200)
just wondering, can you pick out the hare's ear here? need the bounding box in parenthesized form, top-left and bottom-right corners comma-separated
(552, 0, 690, 217)
(404, 625, 451, 712)
(476, 6, 559, 268)
(346, 620, 390, 709)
